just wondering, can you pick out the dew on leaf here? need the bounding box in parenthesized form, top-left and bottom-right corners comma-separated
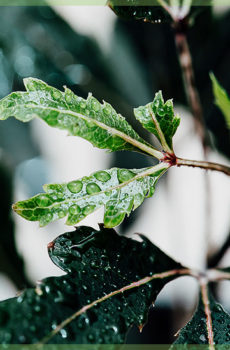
(93, 171, 111, 182)
(103, 104, 112, 115)
(35, 195, 51, 207)
(86, 183, 101, 194)
(58, 209, 66, 218)
(52, 90, 62, 100)
(87, 333, 95, 342)
(69, 205, 81, 215)
(60, 329, 68, 339)
(65, 91, 73, 104)
(67, 180, 83, 194)
(117, 169, 135, 183)
(158, 107, 165, 116)
(80, 100, 86, 109)
(34, 305, 41, 313)
(83, 205, 95, 215)
(91, 99, 100, 112)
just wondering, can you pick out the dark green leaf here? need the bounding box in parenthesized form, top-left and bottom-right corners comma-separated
(0, 225, 186, 344)
(108, 1, 171, 24)
(134, 91, 180, 153)
(210, 73, 230, 129)
(0, 78, 161, 158)
(174, 288, 230, 345)
(13, 163, 168, 228)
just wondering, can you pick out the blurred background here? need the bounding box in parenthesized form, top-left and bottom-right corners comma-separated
(0, 4, 230, 343)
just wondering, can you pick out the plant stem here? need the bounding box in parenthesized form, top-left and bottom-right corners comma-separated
(174, 26, 207, 150)
(176, 157, 230, 176)
(200, 278, 215, 349)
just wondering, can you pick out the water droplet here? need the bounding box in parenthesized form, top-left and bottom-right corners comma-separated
(80, 100, 87, 109)
(149, 256, 155, 263)
(40, 212, 53, 226)
(19, 335, 26, 343)
(91, 99, 100, 112)
(117, 169, 135, 183)
(52, 90, 62, 100)
(199, 334, 206, 342)
(67, 180, 83, 193)
(17, 295, 24, 303)
(65, 92, 73, 104)
(134, 193, 144, 206)
(83, 205, 95, 215)
(36, 195, 51, 207)
(103, 104, 112, 115)
(69, 205, 81, 215)
(90, 261, 98, 269)
(45, 285, 51, 294)
(86, 119, 95, 128)
(94, 171, 111, 182)
(158, 107, 165, 116)
(82, 285, 88, 291)
(34, 305, 41, 312)
(60, 329, 67, 339)
(58, 209, 66, 218)
(87, 333, 95, 342)
(29, 325, 36, 332)
(86, 183, 101, 194)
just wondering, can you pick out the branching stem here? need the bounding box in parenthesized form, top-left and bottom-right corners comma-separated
(200, 278, 215, 349)
(175, 157, 230, 176)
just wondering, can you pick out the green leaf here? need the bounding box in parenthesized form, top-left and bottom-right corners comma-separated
(210, 73, 230, 129)
(0, 225, 187, 344)
(174, 288, 230, 345)
(13, 163, 168, 228)
(0, 78, 162, 159)
(108, 1, 172, 24)
(134, 91, 180, 153)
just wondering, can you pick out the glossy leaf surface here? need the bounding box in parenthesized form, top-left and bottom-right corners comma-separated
(134, 91, 180, 153)
(174, 289, 230, 345)
(13, 164, 168, 228)
(0, 78, 160, 158)
(211, 73, 230, 129)
(108, 1, 171, 23)
(0, 225, 186, 344)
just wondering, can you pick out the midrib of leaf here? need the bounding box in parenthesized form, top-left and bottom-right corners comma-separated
(37, 268, 190, 345)
(17, 103, 163, 159)
(147, 103, 172, 153)
(200, 280, 214, 349)
(14, 162, 169, 212)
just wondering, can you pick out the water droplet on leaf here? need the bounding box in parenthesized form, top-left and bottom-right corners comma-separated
(86, 183, 101, 194)
(67, 180, 83, 193)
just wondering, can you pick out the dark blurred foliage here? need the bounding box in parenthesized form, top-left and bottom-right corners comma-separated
(112, 7, 230, 158)
(0, 4, 229, 343)
(0, 157, 30, 289)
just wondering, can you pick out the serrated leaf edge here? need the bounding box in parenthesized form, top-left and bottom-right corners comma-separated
(37, 267, 190, 345)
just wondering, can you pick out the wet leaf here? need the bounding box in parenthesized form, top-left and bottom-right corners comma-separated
(108, 1, 171, 24)
(134, 91, 180, 153)
(0, 225, 186, 344)
(174, 288, 230, 345)
(13, 163, 168, 228)
(0, 78, 160, 158)
(211, 73, 230, 129)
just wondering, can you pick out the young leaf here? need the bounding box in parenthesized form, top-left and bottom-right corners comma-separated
(174, 287, 230, 345)
(0, 78, 162, 159)
(210, 73, 230, 129)
(134, 91, 180, 154)
(13, 163, 169, 228)
(0, 225, 188, 344)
